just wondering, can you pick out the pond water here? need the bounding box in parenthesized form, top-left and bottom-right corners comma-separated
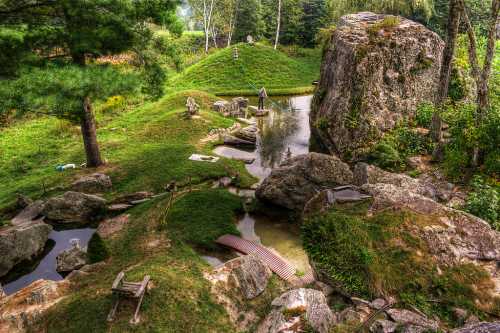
(211, 95, 313, 275)
(2, 228, 95, 295)
(215, 95, 312, 180)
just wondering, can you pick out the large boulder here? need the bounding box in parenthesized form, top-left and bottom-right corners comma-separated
(0, 221, 52, 277)
(11, 200, 45, 226)
(71, 173, 112, 194)
(0, 279, 70, 333)
(362, 183, 500, 265)
(256, 153, 354, 210)
(257, 288, 335, 333)
(310, 12, 444, 159)
(386, 309, 439, 331)
(452, 322, 500, 333)
(42, 191, 106, 224)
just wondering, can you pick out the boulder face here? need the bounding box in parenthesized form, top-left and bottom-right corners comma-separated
(452, 322, 500, 333)
(257, 288, 335, 333)
(310, 12, 444, 159)
(256, 153, 354, 211)
(42, 191, 106, 224)
(0, 221, 52, 277)
(227, 254, 272, 300)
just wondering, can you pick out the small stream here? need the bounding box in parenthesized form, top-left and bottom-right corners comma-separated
(211, 95, 313, 274)
(2, 228, 95, 295)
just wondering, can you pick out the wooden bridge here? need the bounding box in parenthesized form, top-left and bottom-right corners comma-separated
(215, 234, 315, 285)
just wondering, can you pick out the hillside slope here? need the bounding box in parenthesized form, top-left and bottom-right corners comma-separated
(168, 44, 321, 95)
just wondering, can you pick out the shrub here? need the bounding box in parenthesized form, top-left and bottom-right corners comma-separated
(465, 176, 499, 228)
(369, 141, 402, 171)
(415, 102, 435, 128)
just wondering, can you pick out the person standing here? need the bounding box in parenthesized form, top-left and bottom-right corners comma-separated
(258, 87, 267, 110)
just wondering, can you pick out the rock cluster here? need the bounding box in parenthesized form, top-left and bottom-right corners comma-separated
(310, 12, 445, 159)
(56, 241, 88, 273)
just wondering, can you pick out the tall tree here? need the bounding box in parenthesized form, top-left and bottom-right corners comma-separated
(430, 0, 461, 143)
(274, 0, 282, 49)
(458, 0, 500, 165)
(0, 0, 180, 167)
(189, 0, 216, 52)
(233, 0, 262, 42)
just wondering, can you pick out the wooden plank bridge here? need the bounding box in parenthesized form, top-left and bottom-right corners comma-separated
(215, 234, 315, 285)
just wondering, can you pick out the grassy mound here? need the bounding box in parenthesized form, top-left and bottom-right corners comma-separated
(0, 90, 256, 214)
(168, 43, 321, 95)
(302, 206, 500, 327)
(164, 189, 242, 249)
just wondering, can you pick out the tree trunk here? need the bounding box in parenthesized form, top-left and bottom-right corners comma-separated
(274, 0, 282, 50)
(81, 97, 104, 168)
(431, 0, 461, 143)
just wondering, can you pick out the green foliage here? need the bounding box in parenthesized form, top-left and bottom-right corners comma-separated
(302, 208, 500, 324)
(370, 142, 403, 170)
(164, 189, 242, 249)
(369, 124, 433, 171)
(87, 233, 109, 264)
(415, 102, 435, 128)
(168, 43, 321, 95)
(233, 0, 263, 42)
(448, 67, 467, 101)
(465, 176, 499, 228)
(0, 26, 28, 76)
(0, 65, 139, 123)
(442, 103, 500, 179)
(367, 16, 401, 37)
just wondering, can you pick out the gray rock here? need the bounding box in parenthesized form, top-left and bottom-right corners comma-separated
(339, 307, 363, 323)
(0, 283, 5, 299)
(310, 13, 444, 160)
(452, 322, 500, 333)
(386, 309, 439, 331)
(11, 200, 45, 225)
(257, 288, 335, 333)
(370, 319, 398, 333)
(15, 194, 33, 210)
(0, 221, 52, 277)
(370, 298, 387, 310)
(362, 183, 500, 264)
(354, 162, 438, 200)
(256, 153, 354, 211)
(111, 191, 154, 205)
(71, 173, 112, 193)
(56, 241, 88, 273)
(42, 191, 106, 224)
(228, 254, 272, 299)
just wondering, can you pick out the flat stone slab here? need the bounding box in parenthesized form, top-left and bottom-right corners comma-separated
(11, 200, 45, 225)
(189, 154, 220, 163)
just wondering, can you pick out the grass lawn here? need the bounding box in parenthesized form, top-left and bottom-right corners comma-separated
(0, 90, 256, 215)
(168, 43, 321, 96)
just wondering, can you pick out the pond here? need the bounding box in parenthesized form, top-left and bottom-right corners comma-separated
(2, 227, 95, 295)
(212, 95, 313, 275)
(215, 95, 312, 180)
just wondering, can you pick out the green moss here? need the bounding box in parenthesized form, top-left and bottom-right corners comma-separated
(163, 189, 242, 249)
(315, 117, 329, 131)
(367, 16, 401, 38)
(87, 233, 109, 264)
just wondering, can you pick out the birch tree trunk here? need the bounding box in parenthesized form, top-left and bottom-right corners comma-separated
(203, 0, 216, 53)
(274, 0, 282, 50)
